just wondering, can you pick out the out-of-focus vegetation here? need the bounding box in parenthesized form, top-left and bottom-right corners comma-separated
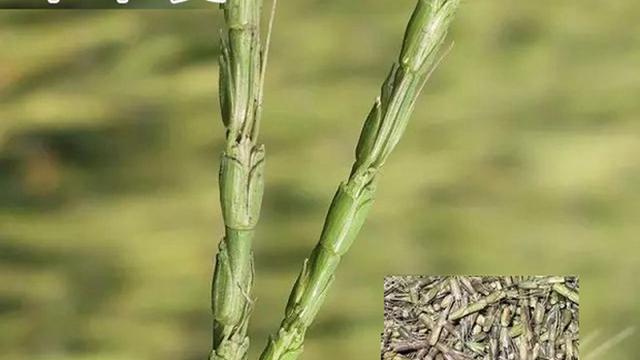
(0, 1, 638, 360)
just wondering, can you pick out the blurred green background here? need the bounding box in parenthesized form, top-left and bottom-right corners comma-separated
(1, 1, 639, 359)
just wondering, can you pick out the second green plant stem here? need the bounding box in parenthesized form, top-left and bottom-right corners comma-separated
(258, 1, 461, 360)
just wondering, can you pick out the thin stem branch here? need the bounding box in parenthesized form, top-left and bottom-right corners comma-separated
(254, 0, 278, 139)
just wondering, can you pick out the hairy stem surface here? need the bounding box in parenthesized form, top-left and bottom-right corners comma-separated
(258, 1, 460, 360)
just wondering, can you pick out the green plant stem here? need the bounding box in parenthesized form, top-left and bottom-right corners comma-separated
(210, 1, 266, 359)
(258, 1, 460, 360)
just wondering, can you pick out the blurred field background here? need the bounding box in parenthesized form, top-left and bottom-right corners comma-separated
(1, 1, 639, 359)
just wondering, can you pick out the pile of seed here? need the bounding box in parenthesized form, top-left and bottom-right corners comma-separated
(382, 276, 579, 360)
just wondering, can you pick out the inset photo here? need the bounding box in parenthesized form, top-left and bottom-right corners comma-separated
(382, 276, 579, 360)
